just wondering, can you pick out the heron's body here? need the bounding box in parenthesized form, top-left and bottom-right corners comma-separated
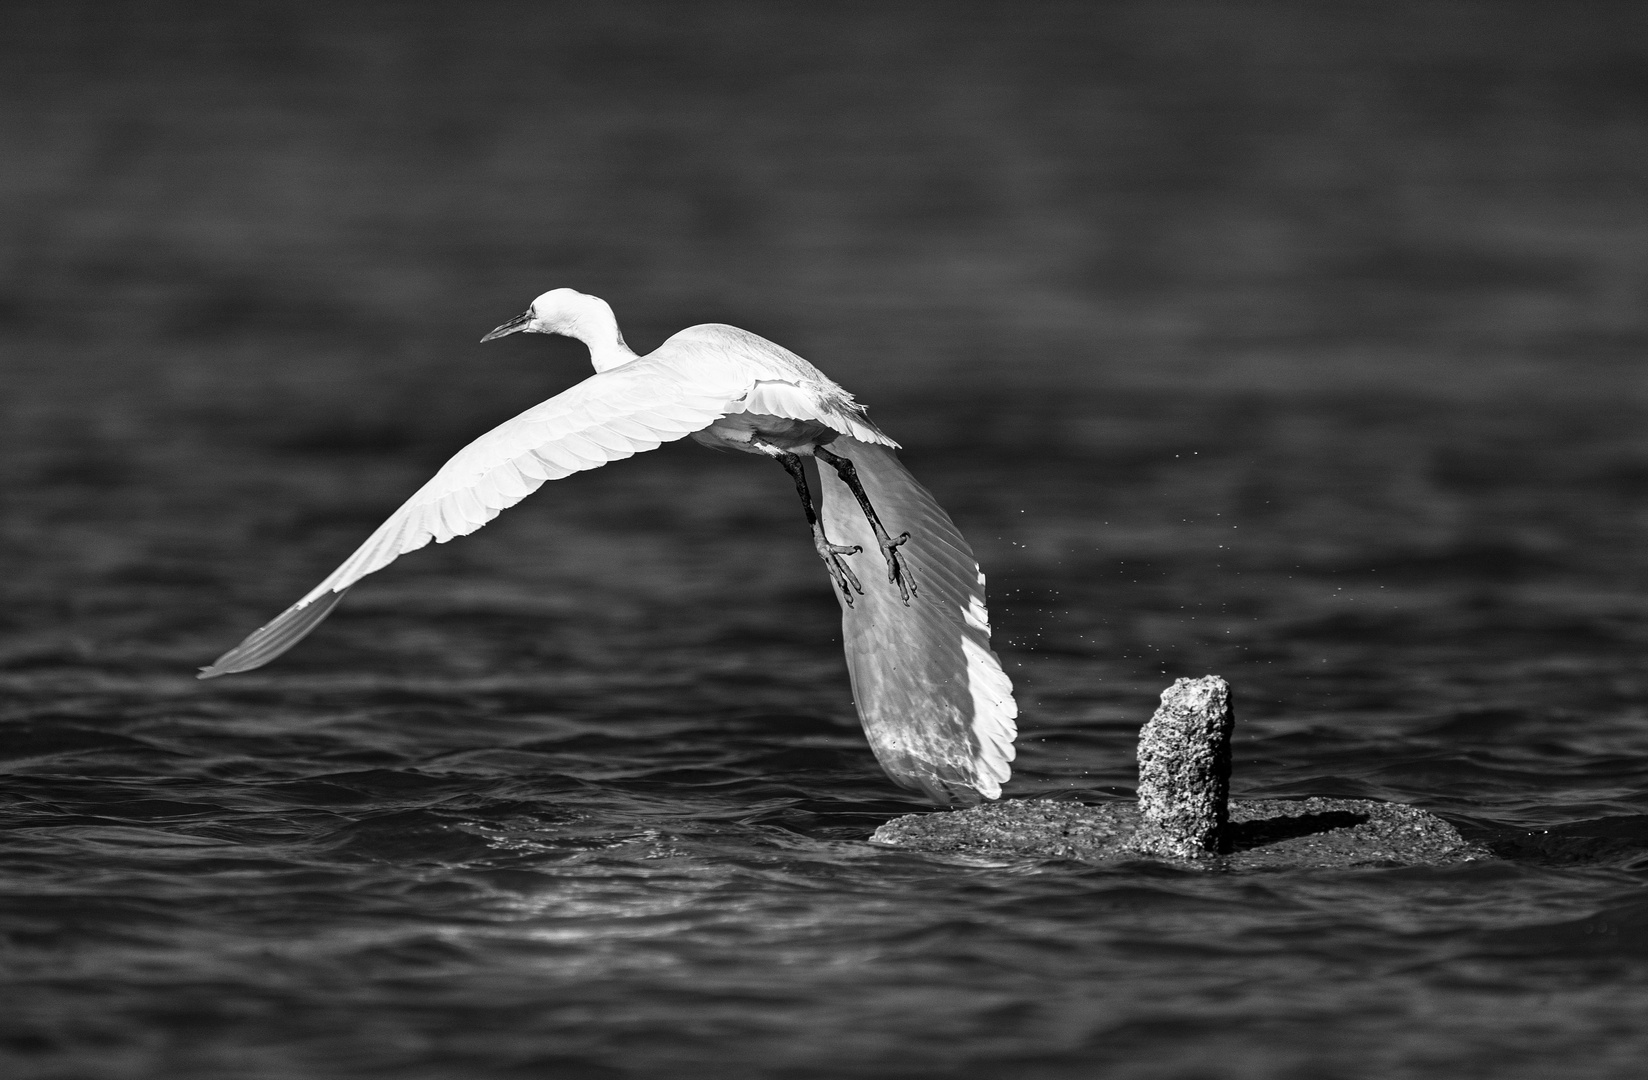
(200, 290, 1017, 804)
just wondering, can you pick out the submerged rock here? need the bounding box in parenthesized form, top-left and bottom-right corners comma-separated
(871, 676, 1489, 869)
(1226, 797, 1484, 868)
(873, 798, 1139, 862)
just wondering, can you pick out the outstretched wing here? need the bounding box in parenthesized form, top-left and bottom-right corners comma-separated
(815, 438, 1018, 805)
(198, 361, 743, 678)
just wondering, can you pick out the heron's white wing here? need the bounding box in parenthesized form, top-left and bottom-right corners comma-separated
(198, 361, 744, 678)
(653, 325, 898, 448)
(816, 438, 1017, 805)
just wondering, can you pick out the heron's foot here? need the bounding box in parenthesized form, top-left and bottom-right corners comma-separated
(810, 445, 918, 606)
(814, 531, 864, 603)
(879, 530, 917, 604)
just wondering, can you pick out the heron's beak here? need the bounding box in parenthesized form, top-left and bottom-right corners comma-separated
(480, 311, 535, 342)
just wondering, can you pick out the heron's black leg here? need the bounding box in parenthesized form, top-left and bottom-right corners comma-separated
(775, 452, 864, 604)
(813, 445, 916, 604)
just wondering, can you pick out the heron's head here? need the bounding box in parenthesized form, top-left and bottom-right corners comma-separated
(481, 288, 612, 343)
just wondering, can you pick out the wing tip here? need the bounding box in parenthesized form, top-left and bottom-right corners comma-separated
(887, 754, 1009, 807)
(195, 586, 352, 681)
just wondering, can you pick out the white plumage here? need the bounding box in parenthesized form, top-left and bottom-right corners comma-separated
(199, 289, 1016, 804)
(816, 439, 1017, 802)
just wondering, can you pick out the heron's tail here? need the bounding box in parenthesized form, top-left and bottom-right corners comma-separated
(816, 438, 1017, 805)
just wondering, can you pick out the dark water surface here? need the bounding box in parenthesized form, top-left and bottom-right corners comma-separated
(5, 391, 1648, 1079)
(6, 1, 1648, 1076)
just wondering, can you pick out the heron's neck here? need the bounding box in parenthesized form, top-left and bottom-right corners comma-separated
(586, 332, 638, 373)
(566, 305, 638, 373)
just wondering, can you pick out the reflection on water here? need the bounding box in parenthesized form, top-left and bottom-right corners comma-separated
(4, 391, 1648, 1078)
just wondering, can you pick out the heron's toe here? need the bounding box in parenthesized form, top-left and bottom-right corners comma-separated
(814, 533, 864, 602)
(881, 539, 917, 604)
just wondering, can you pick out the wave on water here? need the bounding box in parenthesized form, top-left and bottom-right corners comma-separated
(4, 395, 1648, 1078)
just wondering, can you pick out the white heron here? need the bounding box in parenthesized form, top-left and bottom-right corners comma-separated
(198, 289, 1017, 804)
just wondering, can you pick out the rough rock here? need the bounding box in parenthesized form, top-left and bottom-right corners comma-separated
(871, 796, 1487, 869)
(1132, 676, 1233, 858)
(870, 798, 1138, 862)
(870, 674, 1490, 869)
